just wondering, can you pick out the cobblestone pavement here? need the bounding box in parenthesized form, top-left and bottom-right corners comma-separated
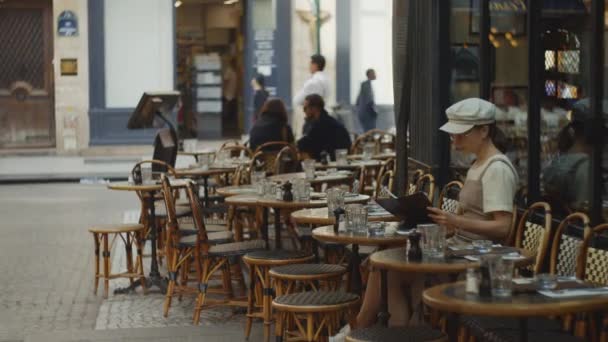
(0, 183, 262, 342)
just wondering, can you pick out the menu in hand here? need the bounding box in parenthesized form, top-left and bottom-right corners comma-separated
(376, 192, 432, 230)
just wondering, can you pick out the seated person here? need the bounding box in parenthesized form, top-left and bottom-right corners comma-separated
(249, 98, 295, 152)
(356, 98, 518, 328)
(542, 103, 591, 212)
(297, 94, 352, 161)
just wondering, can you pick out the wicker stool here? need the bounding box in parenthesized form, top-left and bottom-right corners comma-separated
(270, 263, 347, 295)
(346, 326, 447, 342)
(243, 250, 314, 341)
(88, 223, 146, 298)
(273, 291, 359, 342)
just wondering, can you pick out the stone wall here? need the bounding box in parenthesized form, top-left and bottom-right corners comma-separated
(52, 0, 89, 152)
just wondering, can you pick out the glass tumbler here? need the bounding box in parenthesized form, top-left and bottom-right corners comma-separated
(336, 149, 348, 165)
(350, 205, 369, 234)
(362, 143, 376, 161)
(326, 187, 346, 218)
(345, 204, 363, 232)
(418, 223, 446, 258)
(301, 159, 316, 180)
(489, 257, 515, 298)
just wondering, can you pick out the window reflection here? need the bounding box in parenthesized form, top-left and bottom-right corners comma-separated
(540, 1, 591, 217)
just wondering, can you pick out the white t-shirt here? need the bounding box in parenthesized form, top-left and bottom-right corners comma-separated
(293, 71, 331, 105)
(465, 155, 518, 214)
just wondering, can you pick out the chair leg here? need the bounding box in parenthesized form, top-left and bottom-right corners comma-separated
(193, 258, 210, 325)
(306, 312, 314, 342)
(245, 264, 257, 340)
(93, 233, 100, 295)
(163, 247, 179, 317)
(135, 230, 146, 294)
(102, 233, 110, 299)
(275, 311, 284, 342)
(124, 232, 135, 285)
(263, 268, 273, 342)
(222, 261, 234, 299)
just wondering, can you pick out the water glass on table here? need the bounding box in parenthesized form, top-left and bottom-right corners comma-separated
(251, 170, 266, 185)
(293, 179, 311, 201)
(489, 257, 515, 297)
(301, 159, 316, 180)
(418, 223, 446, 258)
(335, 149, 349, 166)
(198, 153, 211, 170)
(141, 167, 153, 184)
(263, 182, 277, 199)
(345, 204, 367, 234)
(362, 143, 376, 161)
(326, 187, 346, 218)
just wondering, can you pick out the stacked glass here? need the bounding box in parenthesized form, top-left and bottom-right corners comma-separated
(301, 159, 316, 180)
(293, 179, 311, 201)
(345, 204, 368, 234)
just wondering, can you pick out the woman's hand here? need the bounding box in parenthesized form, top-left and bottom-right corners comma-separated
(427, 207, 457, 227)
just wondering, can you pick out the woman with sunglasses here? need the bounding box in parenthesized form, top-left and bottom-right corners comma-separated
(355, 98, 518, 328)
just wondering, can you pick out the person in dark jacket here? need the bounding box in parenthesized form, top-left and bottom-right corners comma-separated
(297, 94, 352, 161)
(251, 74, 269, 123)
(249, 98, 295, 152)
(356, 68, 378, 132)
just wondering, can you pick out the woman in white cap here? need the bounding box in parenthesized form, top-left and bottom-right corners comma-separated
(427, 97, 518, 242)
(355, 98, 518, 328)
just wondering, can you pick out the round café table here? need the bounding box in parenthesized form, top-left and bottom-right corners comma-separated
(370, 246, 536, 328)
(291, 206, 398, 226)
(107, 179, 190, 294)
(177, 150, 215, 162)
(312, 223, 408, 295)
(423, 281, 608, 342)
(257, 194, 370, 250)
(347, 151, 396, 161)
(224, 194, 370, 249)
(268, 171, 353, 191)
(175, 166, 238, 207)
(216, 184, 257, 197)
(314, 160, 383, 171)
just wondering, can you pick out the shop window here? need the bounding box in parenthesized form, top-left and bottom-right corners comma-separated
(557, 50, 580, 74)
(545, 80, 556, 96)
(557, 81, 578, 99)
(545, 50, 556, 70)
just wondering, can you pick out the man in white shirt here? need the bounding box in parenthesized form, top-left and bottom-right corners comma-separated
(293, 54, 330, 136)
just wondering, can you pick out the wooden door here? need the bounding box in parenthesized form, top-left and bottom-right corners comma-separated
(0, 0, 54, 148)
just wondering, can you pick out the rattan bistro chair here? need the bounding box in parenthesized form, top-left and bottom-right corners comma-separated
(182, 180, 267, 325)
(574, 223, 608, 340)
(160, 176, 235, 317)
(274, 145, 301, 175)
(89, 223, 146, 299)
(243, 250, 315, 341)
(346, 326, 447, 342)
(438, 181, 463, 214)
(272, 291, 359, 342)
(461, 216, 590, 342)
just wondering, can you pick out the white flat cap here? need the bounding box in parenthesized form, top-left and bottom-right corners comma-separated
(439, 98, 497, 134)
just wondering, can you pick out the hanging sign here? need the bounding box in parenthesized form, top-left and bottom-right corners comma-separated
(57, 10, 78, 37)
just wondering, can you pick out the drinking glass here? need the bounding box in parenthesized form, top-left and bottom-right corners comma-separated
(141, 167, 153, 184)
(472, 240, 493, 253)
(350, 205, 368, 234)
(264, 182, 277, 199)
(184, 139, 197, 153)
(362, 143, 375, 161)
(536, 273, 558, 290)
(336, 149, 348, 166)
(345, 204, 363, 232)
(301, 159, 316, 180)
(198, 154, 211, 170)
(489, 257, 515, 298)
(418, 223, 446, 258)
(368, 222, 385, 236)
(326, 187, 346, 218)
(293, 179, 311, 201)
(251, 171, 266, 185)
(256, 179, 267, 196)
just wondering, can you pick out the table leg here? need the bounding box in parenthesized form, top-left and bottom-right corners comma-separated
(262, 207, 269, 249)
(203, 176, 210, 208)
(519, 318, 528, 342)
(274, 208, 282, 249)
(115, 190, 167, 294)
(446, 313, 459, 342)
(377, 269, 390, 327)
(349, 244, 362, 295)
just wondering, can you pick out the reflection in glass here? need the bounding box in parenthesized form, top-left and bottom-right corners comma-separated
(540, 1, 591, 217)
